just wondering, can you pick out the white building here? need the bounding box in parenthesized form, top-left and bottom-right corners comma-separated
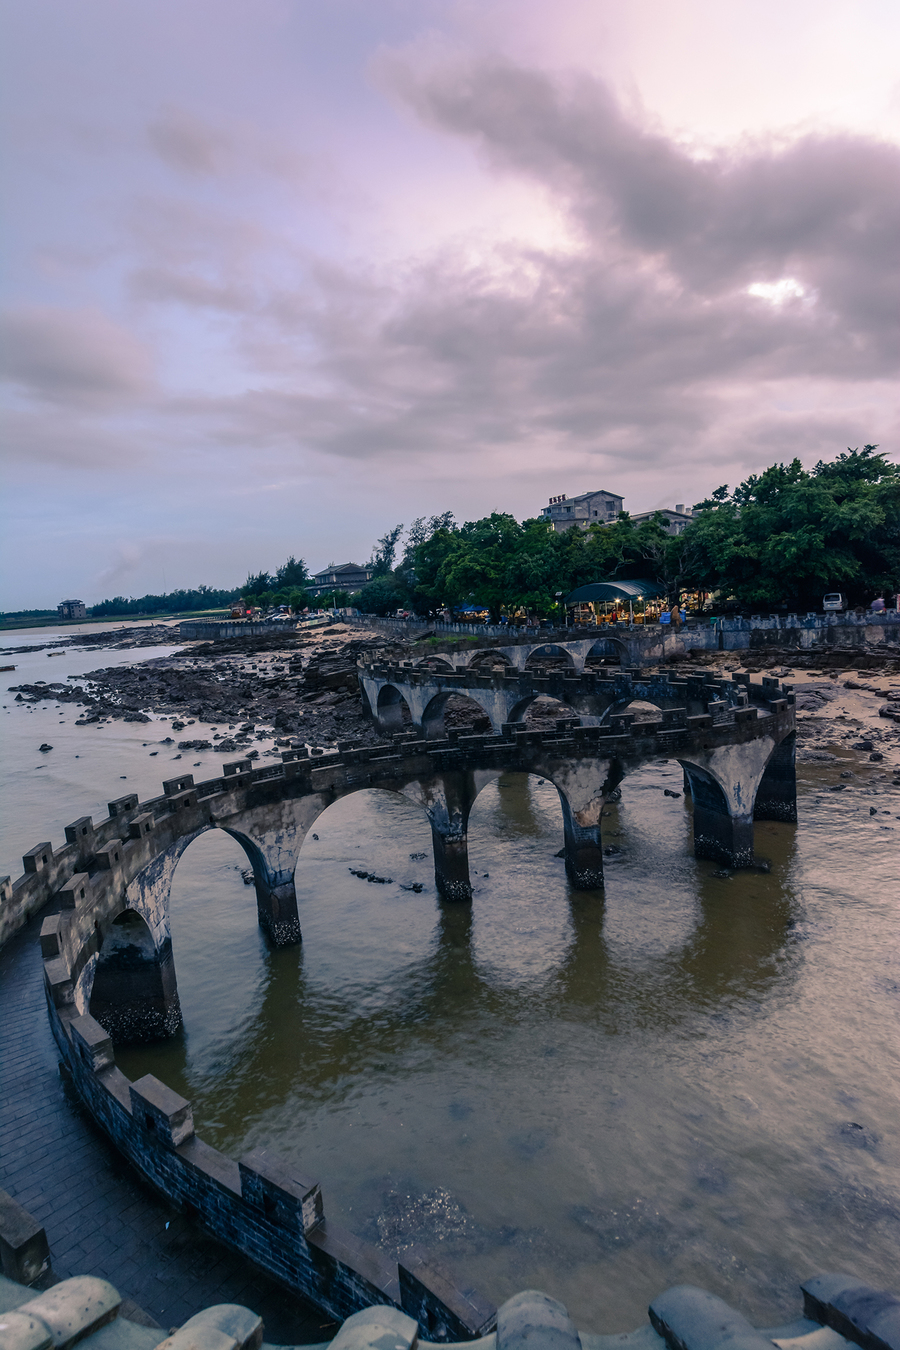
(540, 489, 624, 533)
(629, 505, 696, 536)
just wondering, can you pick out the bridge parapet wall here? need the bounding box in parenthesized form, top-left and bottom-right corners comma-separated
(359, 661, 792, 738)
(2, 669, 795, 952)
(3, 677, 795, 1326)
(48, 1002, 494, 1338)
(346, 611, 900, 660)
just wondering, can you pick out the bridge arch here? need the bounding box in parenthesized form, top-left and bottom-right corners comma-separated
(605, 696, 666, 722)
(466, 649, 513, 670)
(89, 908, 181, 1044)
(422, 691, 494, 739)
(507, 692, 580, 727)
(523, 644, 577, 672)
(375, 683, 413, 732)
(677, 760, 751, 867)
(413, 655, 455, 672)
(585, 637, 628, 665)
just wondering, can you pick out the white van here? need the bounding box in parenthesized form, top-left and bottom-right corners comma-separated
(822, 593, 846, 612)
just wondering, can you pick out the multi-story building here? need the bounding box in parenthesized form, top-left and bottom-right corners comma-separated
(307, 562, 374, 598)
(629, 505, 695, 536)
(57, 599, 87, 620)
(540, 489, 624, 533)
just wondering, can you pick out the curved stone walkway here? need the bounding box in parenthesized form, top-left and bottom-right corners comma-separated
(0, 915, 333, 1344)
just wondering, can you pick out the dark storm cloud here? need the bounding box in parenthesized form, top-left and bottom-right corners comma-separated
(6, 58, 895, 487)
(164, 54, 897, 473)
(386, 56, 899, 327)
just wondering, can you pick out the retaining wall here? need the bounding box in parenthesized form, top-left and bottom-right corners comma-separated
(48, 1002, 495, 1340)
(346, 612, 900, 656)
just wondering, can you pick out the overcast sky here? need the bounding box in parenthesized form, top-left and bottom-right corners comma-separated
(1, 0, 898, 608)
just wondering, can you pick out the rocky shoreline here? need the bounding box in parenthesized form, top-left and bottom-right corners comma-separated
(7, 627, 900, 790)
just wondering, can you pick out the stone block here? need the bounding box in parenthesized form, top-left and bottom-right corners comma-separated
(127, 814, 156, 841)
(0, 876, 11, 904)
(107, 795, 139, 817)
(496, 1290, 579, 1350)
(329, 1305, 419, 1350)
(22, 845, 53, 875)
(166, 790, 198, 813)
(16, 1277, 120, 1350)
(162, 775, 195, 797)
(238, 1149, 323, 1234)
(130, 1075, 194, 1147)
(0, 1309, 54, 1350)
(63, 818, 94, 848)
(0, 1189, 51, 1286)
(39, 914, 65, 958)
(175, 1304, 262, 1350)
(70, 1014, 115, 1074)
(43, 958, 74, 1008)
(55, 874, 90, 909)
(223, 760, 252, 777)
(801, 1274, 900, 1350)
(649, 1285, 775, 1350)
(146, 1328, 236, 1350)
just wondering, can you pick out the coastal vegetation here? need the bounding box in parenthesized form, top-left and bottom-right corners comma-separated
(6, 448, 896, 624)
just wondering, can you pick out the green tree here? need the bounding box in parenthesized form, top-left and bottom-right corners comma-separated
(351, 575, 408, 616)
(244, 569, 272, 596)
(369, 524, 404, 577)
(681, 446, 900, 609)
(274, 556, 309, 589)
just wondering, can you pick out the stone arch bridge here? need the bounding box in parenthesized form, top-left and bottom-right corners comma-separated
(0, 667, 795, 1330)
(0, 668, 796, 1048)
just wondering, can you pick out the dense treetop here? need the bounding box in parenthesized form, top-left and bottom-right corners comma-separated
(80, 448, 899, 619)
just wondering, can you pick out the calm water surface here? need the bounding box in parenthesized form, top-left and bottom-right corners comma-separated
(3, 630, 898, 1331)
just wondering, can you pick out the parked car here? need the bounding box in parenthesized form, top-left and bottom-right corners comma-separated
(822, 592, 846, 612)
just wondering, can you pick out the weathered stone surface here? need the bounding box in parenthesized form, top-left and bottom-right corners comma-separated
(802, 1275, 900, 1350)
(0, 1192, 51, 1287)
(496, 1291, 580, 1350)
(16, 1277, 121, 1350)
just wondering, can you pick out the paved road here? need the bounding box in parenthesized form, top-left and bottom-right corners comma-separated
(0, 915, 334, 1344)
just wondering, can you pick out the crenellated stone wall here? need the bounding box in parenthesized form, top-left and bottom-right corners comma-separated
(44, 1003, 496, 1338)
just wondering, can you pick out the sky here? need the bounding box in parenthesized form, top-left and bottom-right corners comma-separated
(1, 0, 898, 608)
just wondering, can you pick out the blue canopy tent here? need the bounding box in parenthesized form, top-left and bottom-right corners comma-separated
(563, 579, 667, 627)
(564, 579, 666, 605)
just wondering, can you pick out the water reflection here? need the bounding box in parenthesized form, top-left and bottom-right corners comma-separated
(118, 771, 803, 1163)
(115, 767, 900, 1332)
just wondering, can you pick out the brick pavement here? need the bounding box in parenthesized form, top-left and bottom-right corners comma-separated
(0, 916, 336, 1343)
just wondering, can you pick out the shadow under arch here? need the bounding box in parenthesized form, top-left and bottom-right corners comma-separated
(585, 636, 628, 665)
(89, 907, 182, 1044)
(466, 762, 605, 890)
(675, 761, 734, 862)
(523, 643, 577, 671)
(466, 649, 513, 670)
(553, 843, 800, 1028)
(421, 690, 493, 739)
(375, 683, 413, 733)
(507, 692, 580, 726)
